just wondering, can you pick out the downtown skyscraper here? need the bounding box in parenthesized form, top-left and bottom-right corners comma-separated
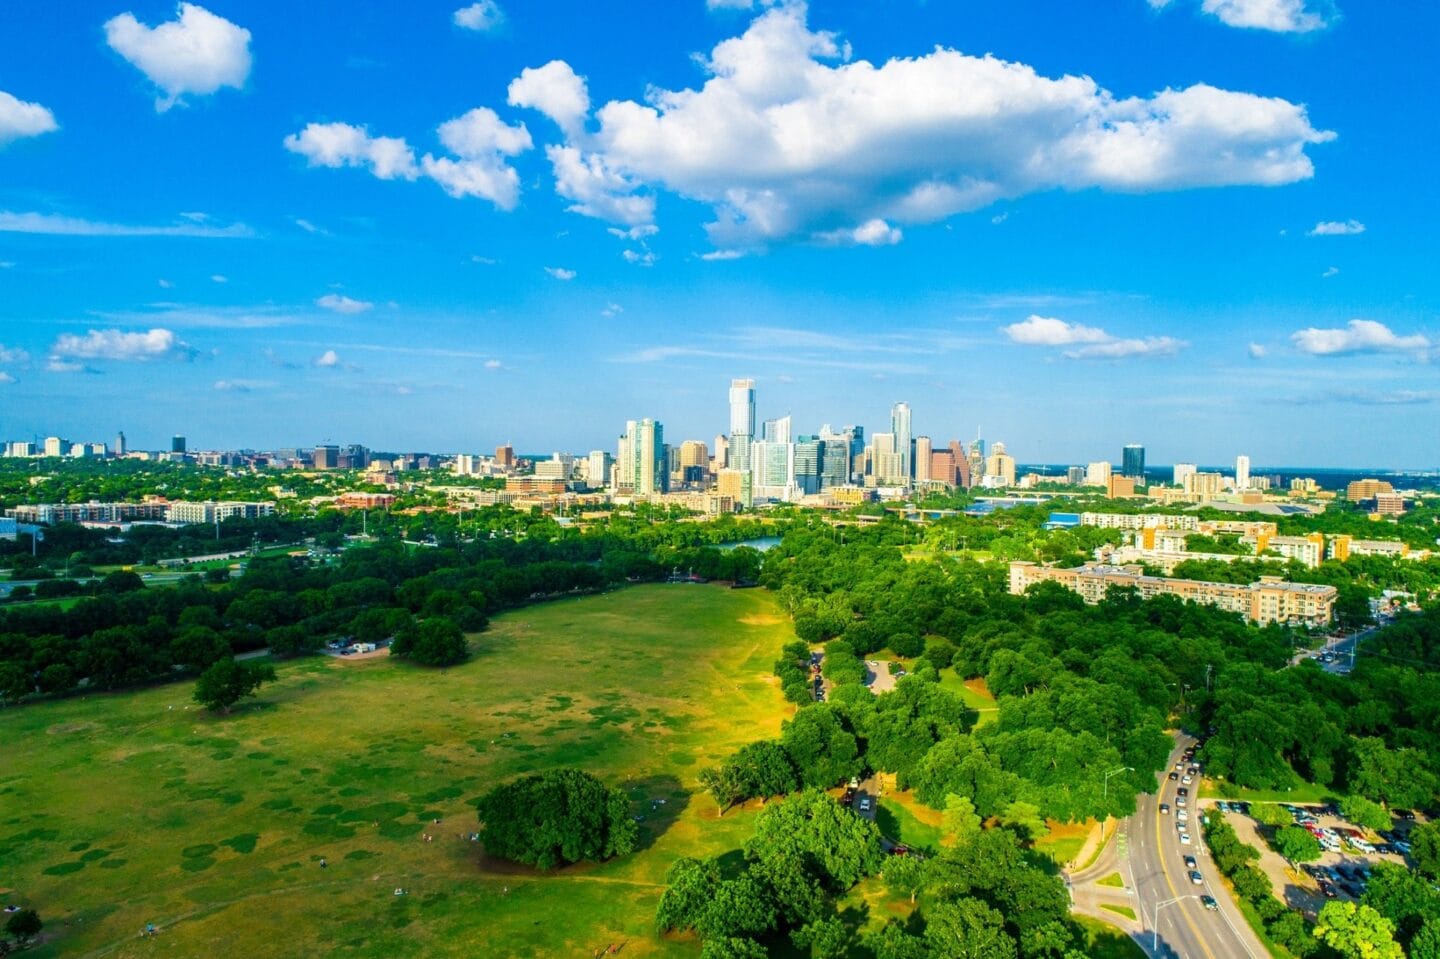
(728, 378, 756, 473)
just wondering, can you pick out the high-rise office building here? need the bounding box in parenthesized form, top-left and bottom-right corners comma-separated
(761, 414, 792, 444)
(114, 431, 126, 457)
(1122, 444, 1145, 480)
(794, 438, 822, 495)
(728, 378, 755, 473)
(617, 418, 666, 495)
(890, 402, 912, 482)
(172, 435, 187, 454)
(586, 450, 612, 490)
(314, 444, 340, 469)
(914, 436, 933, 483)
(1173, 463, 1197, 488)
(1235, 454, 1251, 490)
(1085, 461, 1112, 487)
(985, 442, 1016, 487)
(1067, 466, 1086, 485)
(871, 432, 905, 486)
(494, 444, 516, 468)
(819, 436, 850, 489)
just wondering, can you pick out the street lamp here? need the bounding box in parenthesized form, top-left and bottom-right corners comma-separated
(1152, 895, 1198, 952)
(1101, 766, 1134, 842)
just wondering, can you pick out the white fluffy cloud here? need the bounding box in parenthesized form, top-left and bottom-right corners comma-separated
(0, 372, 15, 385)
(1003, 315, 1111, 346)
(545, 267, 577, 280)
(816, 218, 902, 247)
(286, 110, 532, 210)
(104, 3, 252, 111)
(50, 327, 194, 363)
(313, 349, 341, 368)
(1249, 342, 1268, 358)
(518, 4, 1332, 249)
(0, 90, 58, 146)
(316, 294, 373, 314)
(0, 345, 30, 364)
(1291, 319, 1429, 357)
(508, 61, 590, 134)
(283, 123, 420, 180)
(1003, 315, 1185, 359)
(421, 108, 532, 209)
(1308, 218, 1365, 236)
(454, 1, 504, 31)
(1200, 0, 1333, 33)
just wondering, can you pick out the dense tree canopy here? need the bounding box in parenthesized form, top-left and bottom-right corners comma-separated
(474, 768, 636, 870)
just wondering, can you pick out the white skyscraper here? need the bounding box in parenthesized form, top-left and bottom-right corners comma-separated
(1235, 454, 1251, 490)
(1173, 463, 1197, 488)
(728, 378, 755, 473)
(890, 402, 912, 483)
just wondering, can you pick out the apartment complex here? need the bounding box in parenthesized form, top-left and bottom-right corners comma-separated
(1008, 561, 1337, 625)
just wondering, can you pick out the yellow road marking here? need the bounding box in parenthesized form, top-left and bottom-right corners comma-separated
(1153, 748, 1219, 959)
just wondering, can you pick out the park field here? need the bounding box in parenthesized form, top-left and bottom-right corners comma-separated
(0, 584, 796, 958)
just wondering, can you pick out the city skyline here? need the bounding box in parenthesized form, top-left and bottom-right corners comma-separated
(0, 1, 1435, 467)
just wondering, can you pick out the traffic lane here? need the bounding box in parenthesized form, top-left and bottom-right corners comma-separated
(1132, 735, 1261, 959)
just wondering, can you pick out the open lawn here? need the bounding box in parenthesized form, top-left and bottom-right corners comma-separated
(1199, 779, 1335, 804)
(875, 792, 946, 853)
(0, 584, 796, 958)
(1075, 916, 1146, 959)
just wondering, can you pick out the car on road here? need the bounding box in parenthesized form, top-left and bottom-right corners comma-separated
(1201, 895, 1217, 911)
(1179, 832, 1192, 845)
(1177, 787, 1188, 797)
(1181, 774, 1193, 784)
(858, 797, 872, 813)
(1189, 870, 1204, 885)
(1159, 803, 1170, 814)
(1168, 772, 1179, 781)
(1176, 796, 1187, 807)
(1183, 855, 1197, 869)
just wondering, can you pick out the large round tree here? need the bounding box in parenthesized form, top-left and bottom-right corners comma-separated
(475, 769, 637, 869)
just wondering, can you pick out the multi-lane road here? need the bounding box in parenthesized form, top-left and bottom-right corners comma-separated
(1121, 735, 1268, 959)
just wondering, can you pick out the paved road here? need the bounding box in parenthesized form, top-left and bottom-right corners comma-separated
(1123, 735, 1268, 959)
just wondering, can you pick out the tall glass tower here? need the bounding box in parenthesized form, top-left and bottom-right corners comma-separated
(1122, 444, 1146, 480)
(890, 402, 912, 483)
(728, 378, 755, 473)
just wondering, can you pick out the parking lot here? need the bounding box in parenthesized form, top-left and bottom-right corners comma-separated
(1205, 799, 1421, 916)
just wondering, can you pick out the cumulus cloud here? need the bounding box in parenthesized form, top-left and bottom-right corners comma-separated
(454, 1, 504, 31)
(545, 266, 577, 280)
(1308, 219, 1365, 236)
(421, 108, 532, 209)
(0, 372, 14, 385)
(0, 90, 58, 146)
(1249, 342, 1268, 358)
(0, 210, 251, 238)
(1003, 315, 1185, 359)
(513, 5, 1331, 250)
(815, 218, 902, 246)
(313, 349, 341, 367)
(622, 249, 657, 266)
(508, 61, 590, 135)
(104, 3, 252, 111)
(1200, 0, 1334, 33)
(50, 327, 195, 363)
(1003, 315, 1111, 346)
(0, 345, 30, 364)
(1291, 319, 1429, 358)
(286, 109, 532, 210)
(283, 122, 420, 180)
(316, 293, 373, 314)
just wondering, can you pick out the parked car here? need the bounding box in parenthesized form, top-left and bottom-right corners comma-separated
(858, 797, 872, 813)
(1168, 772, 1179, 781)
(1177, 787, 1189, 797)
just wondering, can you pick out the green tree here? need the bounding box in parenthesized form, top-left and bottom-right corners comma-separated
(656, 857, 720, 932)
(695, 874, 778, 941)
(192, 657, 276, 713)
(998, 800, 1046, 843)
(1339, 795, 1391, 833)
(791, 917, 849, 958)
(474, 768, 636, 870)
(391, 617, 467, 667)
(1313, 901, 1404, 959)
(1252, 804, 1294, 828)
(942, 794, 983, 847)
(924, 897, 1018, 959)
(780, 706, 862, 789)
(1274, 825, 1322, 864)
(1411, 822, 1440, 881)
(700, 938, 767, 959)
(883, 853, 927, 904)
(4, 909, 41, 945)
(1412, 921, 1440, 959)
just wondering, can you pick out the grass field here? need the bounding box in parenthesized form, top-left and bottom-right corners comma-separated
(875, 793, 945, 853)
(1075, 916, 1146, 959)
(1199, 779, 1335, 804)
(0, 584, 797, 958)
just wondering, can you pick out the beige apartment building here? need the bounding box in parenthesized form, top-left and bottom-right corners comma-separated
(1008, 561, 1336, 625)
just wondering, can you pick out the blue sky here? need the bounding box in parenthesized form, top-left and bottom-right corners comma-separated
(0, 0, 1435, 467)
